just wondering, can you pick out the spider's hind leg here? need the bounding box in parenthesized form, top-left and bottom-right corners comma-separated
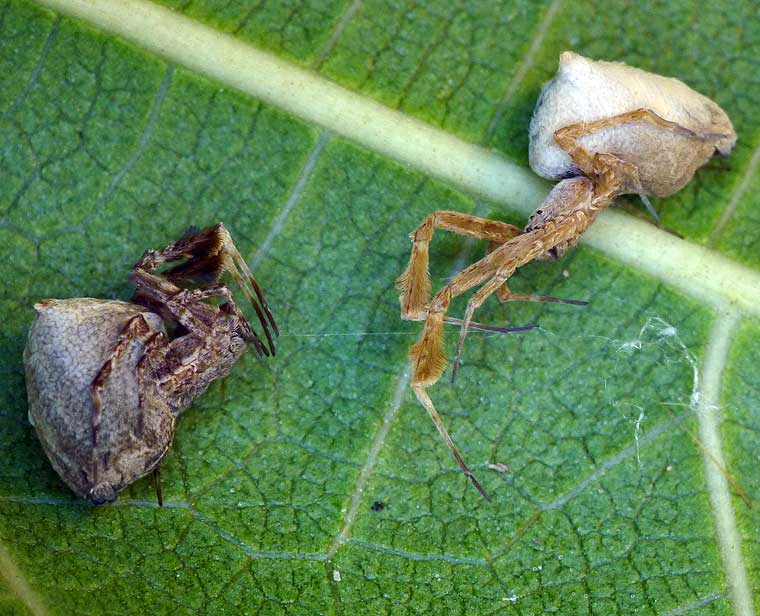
(553, 108, 697, 180)
(91, 313, 165, 446)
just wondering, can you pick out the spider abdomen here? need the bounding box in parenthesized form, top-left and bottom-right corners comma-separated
(529, 51, 735, 197)
(24, 299, 173, 503)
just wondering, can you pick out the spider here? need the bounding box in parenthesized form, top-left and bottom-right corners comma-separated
(25, 224, 277, 504)
(396, 51, 736, 499)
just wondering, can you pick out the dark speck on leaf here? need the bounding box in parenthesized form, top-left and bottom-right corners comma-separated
(371, 501, 385, 512)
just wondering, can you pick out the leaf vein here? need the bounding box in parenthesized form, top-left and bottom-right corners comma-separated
(32, 0, 760, 316)
(696, 312, 755, 616)
(710, 134, 760, 244)
(482, 0, 562, 144)
(2, 15, 60, 120)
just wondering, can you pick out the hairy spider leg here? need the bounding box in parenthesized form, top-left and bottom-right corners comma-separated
(405, 238, 522, 500)
(553, 107, 717, 223)
(397, 211, 550, 334)
(400, 109, 712, 498)
(212, 224, 278, 353)
(134, 224, 277, 355)
(396, 187, 598, 497)
(552, 106, 736, 236)
(404, 178, 596, 498)
(131, 266, 272, 355)
(485, 240, 589, 306)
(89, 312, 169, 504)
(449, 113, 672, 379)
(438, 113, 694, 492)
(397, 211, 522, 320)
(176, 284, 265, 351)
(413, 385, 491, 501)
(91, 313, 162, 447)
(440, 113, 704, 478)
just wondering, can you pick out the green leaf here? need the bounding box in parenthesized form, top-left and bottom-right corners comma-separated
(1, 0, 759, 614)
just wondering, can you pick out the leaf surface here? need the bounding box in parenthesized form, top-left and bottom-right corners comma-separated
(1, 1, 759, 614)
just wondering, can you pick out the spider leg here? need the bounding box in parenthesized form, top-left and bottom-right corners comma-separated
(410, 253, 501, 387)
(553, 107, 722, 214)
(554, 108, 701, 179)
(211, 224, 278, 354)
(408, 242, 539, 499)
(407, 238, 542, 500)
(500, 290, 587, 306)
(485, 270, 587, 307)
(397, 211, 522, 320)
(132, 274, 267, 357)
(91, 313, 163, 447)
(131, 270, 214, 335)
(413, 385, 491, 501)
(407, 179, 597, 498)
(175, 284, 265, 354)
(88, 312, 166, 502)
(133, 224, 278, 355)
(412, 178, 596, 388)
(453, 178, 598, 382)
(451, 264, 533, 383)
(485, 241, 587, 307)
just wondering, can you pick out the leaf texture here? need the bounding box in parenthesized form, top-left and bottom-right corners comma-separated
(1, 1, 759, 614)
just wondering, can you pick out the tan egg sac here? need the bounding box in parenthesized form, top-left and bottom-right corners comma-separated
(529, 51, 736, 197)
(24, 299, 174, 504)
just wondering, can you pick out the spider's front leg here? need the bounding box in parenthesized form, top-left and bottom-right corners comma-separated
(405, 230, 539, 500)
(403, 178, 596, 499)
(407, 178, 596, 388)
(397, 211, 522, 320)
(132, 223, 278, 355)
(409, 252, 508, 500)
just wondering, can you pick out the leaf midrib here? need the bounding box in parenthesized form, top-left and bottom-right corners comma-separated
(32, 0, 760, 318)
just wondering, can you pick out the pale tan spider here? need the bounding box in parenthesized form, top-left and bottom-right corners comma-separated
(396, 52, 736, 499)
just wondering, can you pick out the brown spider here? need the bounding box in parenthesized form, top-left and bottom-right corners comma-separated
(396, 52, 736, 499)
(24, 224, 277, 504)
